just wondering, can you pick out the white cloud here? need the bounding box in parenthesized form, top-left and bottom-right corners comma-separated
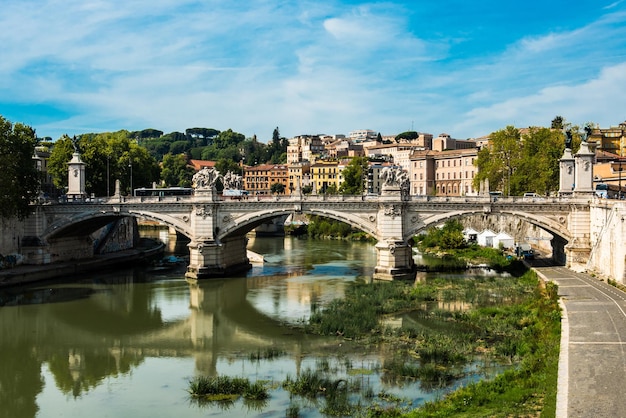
(1, 0, 626, 141)
(454, 62, 626, 136)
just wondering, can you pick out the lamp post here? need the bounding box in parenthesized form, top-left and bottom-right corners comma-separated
(128, 159, 133, 196)
(617, 157, 622, 200)
(106, 154, 110, 197)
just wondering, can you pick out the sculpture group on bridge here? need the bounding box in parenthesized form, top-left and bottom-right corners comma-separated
(192, 168, 220, 190)
(379, 166, 410, 192)
(222, 171, 243, 190)
(191, 168, 244, 193)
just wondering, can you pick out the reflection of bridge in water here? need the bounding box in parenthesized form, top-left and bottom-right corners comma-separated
(0, 271, 337, 407)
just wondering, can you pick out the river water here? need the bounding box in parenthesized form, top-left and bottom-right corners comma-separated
(0, 236, 498, 418)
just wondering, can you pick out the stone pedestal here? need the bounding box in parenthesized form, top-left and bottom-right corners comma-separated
(559, 148, 575, 196)
(574, 141, 595, 196)
(67, 152, 86, 201)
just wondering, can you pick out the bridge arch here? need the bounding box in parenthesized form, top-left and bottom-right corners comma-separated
(42, 209, 192, 242)
(405, 209, 573, 262)
(412, 210, 571, 241)
(218, 208, 379, 241)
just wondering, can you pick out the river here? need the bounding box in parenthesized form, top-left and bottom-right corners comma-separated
(0, 235, 500, 418)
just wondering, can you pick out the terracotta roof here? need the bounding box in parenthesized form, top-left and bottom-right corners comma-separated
(189, 159, 216, 171)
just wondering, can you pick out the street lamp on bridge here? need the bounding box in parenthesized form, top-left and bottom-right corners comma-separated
(128, 159, 133, 196)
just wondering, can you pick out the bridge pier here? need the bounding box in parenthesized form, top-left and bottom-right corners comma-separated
(373, 185, 417, 281)
(185, 236, 251, 280)
(551, 235, 567, 266)
(373, 240, 416, 281)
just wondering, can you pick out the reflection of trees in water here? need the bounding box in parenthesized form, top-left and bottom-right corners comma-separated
(0, 342, 43, 418)
(46, 348, 143, 398)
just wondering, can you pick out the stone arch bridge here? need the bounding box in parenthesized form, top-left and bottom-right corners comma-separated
(23, 188, 593, 281)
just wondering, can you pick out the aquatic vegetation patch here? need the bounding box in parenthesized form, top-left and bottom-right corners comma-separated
(187, 375, 269, 403)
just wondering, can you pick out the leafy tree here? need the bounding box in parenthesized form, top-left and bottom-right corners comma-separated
(239, 135, 268, 166)
(271, 183, 285, 194)
(440, 220, 466, 249)
(324, 183, 338, 194)
(395, 131, 419, 142)
(339, 157, 369, 195)
(215, 158, 242, 177)
(161, 153, 195, 187)
(169, 140, 190, 155)
(473, 126, 522, 196)
(417, 219, 466, 250)
(185, 127, 219, 146)
(266, 127, 288, 164)
(551, 116, 564, 130)
(512, 127, 564, 195)
(48, 135, 75, 191)
(474, 125, 568, 196)
(131, 129, 163, 139)
(214, 129, 245, 149)
(162, 131, 188, 142)
(48, 131, 160, 196)
(0, 116, 40, 219)
(141, 138, 172, 161)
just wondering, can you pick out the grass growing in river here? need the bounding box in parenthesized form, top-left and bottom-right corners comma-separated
(188, 375, 269, 403)
(304, 269, 561, 417)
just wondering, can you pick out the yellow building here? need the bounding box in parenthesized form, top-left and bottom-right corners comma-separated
(310, 161, 340, 193)
(591, 121, 626, 157)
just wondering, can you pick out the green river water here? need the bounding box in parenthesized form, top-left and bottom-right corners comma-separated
(0, 235, 506, 418)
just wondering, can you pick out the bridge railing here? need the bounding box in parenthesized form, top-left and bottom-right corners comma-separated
(48, 193, 585, 206)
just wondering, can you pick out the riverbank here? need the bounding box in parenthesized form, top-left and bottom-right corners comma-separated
(0, 239, 164, 288)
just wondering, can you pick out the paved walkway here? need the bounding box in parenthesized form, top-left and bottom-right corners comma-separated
(535, 265, 626, 417)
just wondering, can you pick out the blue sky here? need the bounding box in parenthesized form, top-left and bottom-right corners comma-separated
(1, 0, 626, 141)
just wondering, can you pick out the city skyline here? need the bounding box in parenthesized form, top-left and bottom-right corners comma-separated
(1, 0, 626, 141)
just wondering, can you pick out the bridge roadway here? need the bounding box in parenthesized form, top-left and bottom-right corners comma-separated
(533, 260, 626, 417)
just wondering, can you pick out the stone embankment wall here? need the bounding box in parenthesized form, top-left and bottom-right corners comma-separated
(0, 217, 25, 256)
(587, 202, 626, 283)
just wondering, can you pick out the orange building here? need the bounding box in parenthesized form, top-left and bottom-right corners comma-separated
(244, 164, 289, 195)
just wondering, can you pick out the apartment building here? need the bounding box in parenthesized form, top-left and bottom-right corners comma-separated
(310, 161, 340, 193)
(243, 164, 289, 195)
(326, 139, 365, 159)
(589, 121, 626, 157)
(409, 148, 478, 196)
(367, 143, 425, 173)
(348, 129, 378, 142)
(286, 135, 325, 164)
(432, 134, 477, 151)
